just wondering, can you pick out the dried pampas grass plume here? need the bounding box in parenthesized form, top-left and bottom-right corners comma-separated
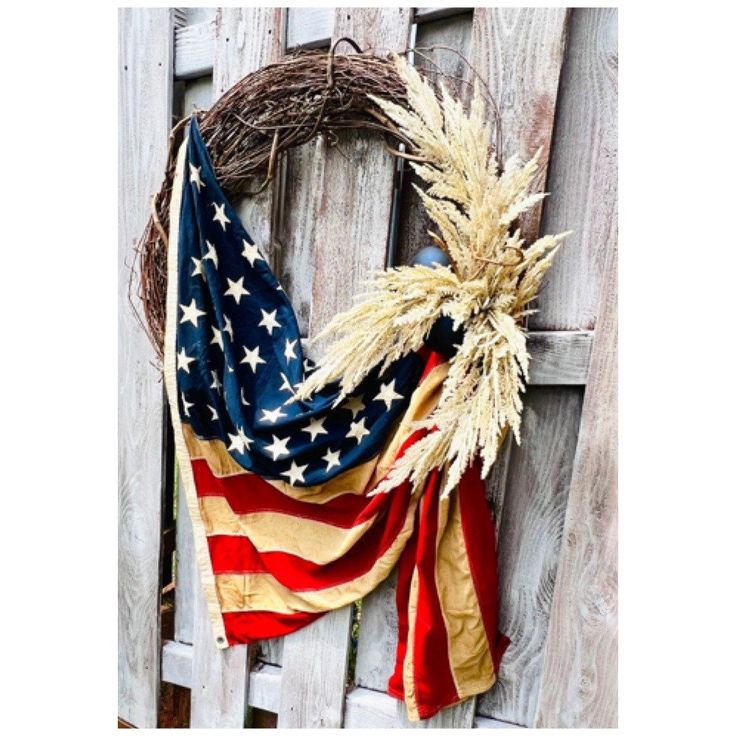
(294, 54, 570, 498)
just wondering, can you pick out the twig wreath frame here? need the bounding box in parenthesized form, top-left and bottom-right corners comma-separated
(136, 40, 569, 498)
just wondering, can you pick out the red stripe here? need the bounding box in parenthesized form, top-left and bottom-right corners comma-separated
(193, 459, 376, 527)
(403, 469, 461, 719)
(206, 480, 413, 590)
(223, 609, 324, 645)
(458, 461, 510, 673)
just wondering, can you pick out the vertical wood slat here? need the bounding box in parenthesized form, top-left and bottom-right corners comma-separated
(534, 241, 618, 728)
(277, 7, 413, 728)
(187, 9, 285, 727)
(213, 7, 284, 269)
(477, 388, 583, 726)
(118, 8, 174, 728)
(529, 8, 618, 332)
(470, 8, 571, 728)
(174, 75, 214, 648)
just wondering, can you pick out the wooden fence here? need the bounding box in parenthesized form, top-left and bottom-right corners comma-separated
(119, 6, 618, 729)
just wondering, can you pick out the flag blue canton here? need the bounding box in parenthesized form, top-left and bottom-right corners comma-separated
(175, 117, 424, 487)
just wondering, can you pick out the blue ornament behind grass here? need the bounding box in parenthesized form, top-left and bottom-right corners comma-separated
(410, 245, 465, 357)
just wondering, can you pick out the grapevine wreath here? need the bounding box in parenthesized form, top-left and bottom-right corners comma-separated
(136, 40, 569, 500)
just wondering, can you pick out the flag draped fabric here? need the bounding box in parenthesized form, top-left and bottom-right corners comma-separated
(163, 118, 509, 721)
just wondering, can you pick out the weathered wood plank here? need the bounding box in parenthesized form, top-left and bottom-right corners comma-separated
(534, 240, 617, 728)
(118, 8, 173, 727)
(175, 20, 215, 79)
(529, 8, 618, 331)
(527, 331, 592, 385)
(213, 7, 284, 267)
(174, 476, 195, 644)
(277, 8, 412, 728)
(278, 607, 353, 727)
(189, 577, 249, 728)
(250, 664, 283, 713)
(354, 568, 399, 691)
(414, 7, 473, 24)
(307, 8, 413, 340)
(277, 139, 326, 337)
(162, 640, 193, 689)
(477, 388, 583, 726)
(286, 7, 334, 49)
(471, 8, 568, 238)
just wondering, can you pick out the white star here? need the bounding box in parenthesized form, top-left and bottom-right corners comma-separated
(303, 358, 315, 373)
(240, 387, 250, 406)
(346, 417, 371, 444)
(281, 460, 308, 486)
(261, 406, 287, 424)
(224, 276, 249, 304)
(189, 163, 205, 191)
(210, 370, 222, 393)
(227, 426, 252, 454)
(181, 393, 194, 418)
(342, 395, 365, 418)
(322, 448, 341, 472)
(211, 327, 224, 351)
(213, 202, 231, 230)
(279, 372, 294, 393)
(302, 416, 328, 442)
(191, 257, 205, 277)
(264, 434, 290, 461)
(258, 308, 281, 335)
(284, 338, 298, 363)
(223, 315, 234, 341)
(242, 240, 264, 266)
(179, 298, 206, 327)
(208, 405, 219, 421)
(374, 380, 404, 410)
(203, 240, 218, 269)
(240, 345, 266, 372)
(177, 347, 195, 373)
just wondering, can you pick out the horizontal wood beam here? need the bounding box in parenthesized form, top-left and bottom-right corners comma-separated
(413, 7, 473, 24)
(527, 330, 592, 385)
(175, 20, 215, 78)
(161, 640, 193, 688)
(161, 643, 516, 727)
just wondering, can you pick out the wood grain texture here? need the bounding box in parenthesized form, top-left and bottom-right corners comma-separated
(118, 8, 173, 727)
(534, 239, 617, 728)
(174, 478, 195, 644)
(471, 8, 568, 238)
(277, 139, 326, 337)
(527, 330, 592, 385)
(278, 606, 353, 727)
(529, 8, 618, 331)
(213, 7, 283, 267)
(175, 19, 215, 79)
(477, 388, 583, 726)
(354, 569, 399, 690)
(189, 573, 249, 728)
(162, 640, 193, 688)
(395, 12, 474, 267)
(286, 7, 334, 50)
(250, 664, 283, 713)
(307, 7, 412, 342)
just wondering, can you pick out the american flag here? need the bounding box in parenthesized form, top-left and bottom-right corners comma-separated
(163, 117, 508, 721)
